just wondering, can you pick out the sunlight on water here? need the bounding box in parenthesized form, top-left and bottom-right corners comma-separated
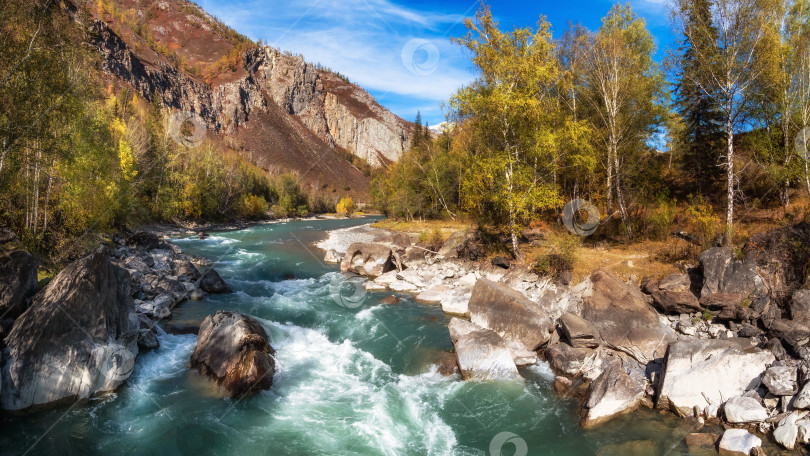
(0, 217, 775, 456)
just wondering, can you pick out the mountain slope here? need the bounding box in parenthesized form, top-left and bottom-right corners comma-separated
(77, 0, 413, 198)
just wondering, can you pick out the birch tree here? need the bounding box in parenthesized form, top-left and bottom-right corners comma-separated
(674, 0, 772, 242)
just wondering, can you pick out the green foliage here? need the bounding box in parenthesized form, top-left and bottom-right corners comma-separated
(271, 174, 309, 218)
(685, 195, 720, 247)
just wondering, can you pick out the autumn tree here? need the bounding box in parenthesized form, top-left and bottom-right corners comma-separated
(581, 4, 666, 235)
(673, 0, 774, 241)
(451, 6, 562, 259)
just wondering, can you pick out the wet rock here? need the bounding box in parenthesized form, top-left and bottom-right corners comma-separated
(596, 440, 657, 456)
(447, 318, 520, 382)
(468, 278, 554, 351)
(718, 429, 762, 456)
(164, 322, 200, 335)
(723, 396, 769, 423)
(762, 366, 798, 396)
(323, 249, 341, 264)
(685, 433, 720, 450)
(190, 311, 275, 397)
(1, 249, 138, 411)
(380, 295, 400, 305)
(582, 362, 646, 427)
(559, 312, 602, 349)
(340, 243, 395, 278)
(0, 250, 38, 318)
(657, 338, 774, 417)
(198, 268, 232, 294)
(136, 314, 159, 350)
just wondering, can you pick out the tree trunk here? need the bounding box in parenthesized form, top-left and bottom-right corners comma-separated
(42, 160, 54, 234)
(725, 117, 735, 244)
(606, 145, 613, 214)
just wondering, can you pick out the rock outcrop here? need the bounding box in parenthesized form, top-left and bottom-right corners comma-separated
(198, 268, 232, 294)
(582, 361, 646, 428)
(1, 249, 138, 411)
(190, 311, 275, 396)
(564, 269, 674, 364)
(656, 338, 774, 417)
(447, 318, 521, 382)
(468, 278, 555, 351)
(340, 243, 396, 278)
(0, 250, 38, 318)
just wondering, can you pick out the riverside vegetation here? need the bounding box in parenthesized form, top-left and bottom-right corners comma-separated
(4, 0, 810, 455)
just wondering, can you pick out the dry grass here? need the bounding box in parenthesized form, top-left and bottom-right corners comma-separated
(371, 218, 473, 237)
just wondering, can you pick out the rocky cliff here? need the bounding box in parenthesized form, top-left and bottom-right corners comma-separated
(77, 0, 411, 182)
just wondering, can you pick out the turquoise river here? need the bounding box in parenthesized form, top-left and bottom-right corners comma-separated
(0, 217, 787, 455)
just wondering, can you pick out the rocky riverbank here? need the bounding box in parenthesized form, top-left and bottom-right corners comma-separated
(317, 221, 810, 454)
(0, 229, 272, 411)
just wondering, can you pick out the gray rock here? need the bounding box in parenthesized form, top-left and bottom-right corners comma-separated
(797, 419, 810, 444)
(468, 278, 554, 351)
(723, 396, 769, 423)
(718, 429, 762, 456)
(323, 249, 341, 264)
(762, 366, 798, 396)
(190, 311, 275, 397)
(136, 293, 174, 320)
(1, 249, 138, 411)
(658, 273, 692, 293)
(339, 243, 395, 278)
(0, 250, 38, 318)
(650, 290, 702, 314)
(566, 269, 675, 364)
(447, 318, 520, 382)
(657, 338, 775, 417)
(582, 362, 646, 427)
(136, 314, 159, 350)
(699, 247, 766, 298)
(198, 268, 232, 294)
(441, 289, 470, 316)
(559, 312, 602, 349)
(790, 290, 810, 324)
(128, 231, 161, 251)
(172, 258, 201, 281)
(791, 381, 810, 409)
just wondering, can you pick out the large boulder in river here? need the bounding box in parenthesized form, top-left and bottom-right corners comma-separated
(582, 360, 647, 428)
(564, 269, 675, 364)
(190, 311, 275, 397)
(656, 338, 775, 417)
(0, 249, 138, 411)
(448, 318, 521, 382)
(468, 278, 555, 351)
(0, 250, 38, 318)
(198, 268, 232, 294)
(339, 243, 396, 278)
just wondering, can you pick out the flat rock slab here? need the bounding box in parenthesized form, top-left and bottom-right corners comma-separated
(416, 285, 449, 304)
(441, 290, 471, 317)
(657, 338, 774, 417)
(718, 429, 762, 456)
(448, 318, 521, 382)
(685, 433, 720, 450)
(469, 278, 554, 350)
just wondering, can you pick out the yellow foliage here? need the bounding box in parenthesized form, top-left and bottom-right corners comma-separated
(336, 196, 354, 217)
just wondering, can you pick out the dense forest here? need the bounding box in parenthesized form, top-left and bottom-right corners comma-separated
(374, 1, 810, 258)
(0, 1, 327, 260)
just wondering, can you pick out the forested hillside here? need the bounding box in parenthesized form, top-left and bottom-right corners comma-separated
(375, 2, 810, 260)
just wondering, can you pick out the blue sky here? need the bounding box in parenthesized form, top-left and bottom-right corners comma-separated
(196, 0, 673, 126)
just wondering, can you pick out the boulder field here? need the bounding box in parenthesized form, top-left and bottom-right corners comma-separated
(0, 229, 257, 412)
(322, 222, 810, 453)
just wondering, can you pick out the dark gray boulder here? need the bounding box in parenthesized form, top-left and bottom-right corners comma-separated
(198, 268, 232, 294)
(0, 250, 38, 318)
(1, 249, 138, 411)
(190, 311, 275, 396)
